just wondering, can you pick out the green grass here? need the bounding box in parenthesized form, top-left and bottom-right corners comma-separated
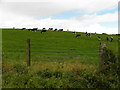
(2, 29, 119, 88)
(2, 29, 118, 64)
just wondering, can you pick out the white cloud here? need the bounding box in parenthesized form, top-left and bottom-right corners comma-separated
(76, 12, 118, 26)
(0, 0, 118, 18)
(0, 11, 118, 34)
(0, 0, 118, 34)
(85, 24, 117, 34)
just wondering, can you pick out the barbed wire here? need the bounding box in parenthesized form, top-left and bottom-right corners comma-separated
(2, 50, 99, 53)
(2, 52, 118, 56)
(2, 52, 99, 56)
(2, 49, 99, 52)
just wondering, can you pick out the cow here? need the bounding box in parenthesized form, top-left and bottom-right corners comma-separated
(41, 30, 46, 33)
(98, 36, 101, 41)
(22, 28, 26, 30)
(58, 29, 63, 31)
(42, 28, 46, 30)
(102, 33, 107, 35)
(54, 28, 57, 31)
(76, 34, 81, 38)
(13, 27, 15, 29)
(32, 28, 38, 32)
(28, 29, 33, 31)
(86, 33, 91, 37)
(72, 31, 76, 34)
(48, 28, 53, 30)
(106, 37, 109, 41)
(95, 32, 96, 35)
(118, 37, 120, 41)
(41, 28, 47, 33)
(110, 36, 113, 42)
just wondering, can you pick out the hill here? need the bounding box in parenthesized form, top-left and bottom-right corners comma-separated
(2, 29, 118, 64)
(2, 28, 119, 88)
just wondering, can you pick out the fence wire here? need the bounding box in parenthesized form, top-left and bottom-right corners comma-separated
(2, 50, 100, 56)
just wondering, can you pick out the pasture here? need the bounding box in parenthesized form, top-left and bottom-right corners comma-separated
(2, 29, 119, 88)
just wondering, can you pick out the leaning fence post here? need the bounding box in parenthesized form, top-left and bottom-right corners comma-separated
(27, 39, 31, 66)
(99, 42, 106, 70)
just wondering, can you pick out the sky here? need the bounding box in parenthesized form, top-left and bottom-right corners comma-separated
(0, 0, 119, 34)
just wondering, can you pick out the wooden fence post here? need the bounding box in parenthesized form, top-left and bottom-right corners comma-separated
(99, 42, 106, 70)
(27, 39, 31, 66)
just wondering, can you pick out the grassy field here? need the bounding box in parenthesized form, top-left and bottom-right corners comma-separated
(2, 29, 118, 63)
(2, 29, 119, 88)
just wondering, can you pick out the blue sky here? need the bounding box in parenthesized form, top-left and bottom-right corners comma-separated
(99, 22, 118, 28)
(51, 10, 85, 19)
(97, 7, 118, 29)
(51, 7, 118, 19)
(38, 7, 118, 20)
(97, 7, 118, 15)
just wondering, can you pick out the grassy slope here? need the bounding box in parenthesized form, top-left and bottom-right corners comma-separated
(2, 29, 118, 65)
(2, 29, 119, 88)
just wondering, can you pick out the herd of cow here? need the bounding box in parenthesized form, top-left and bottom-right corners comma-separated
(20, 27, 120, 42)
(21, 27, 63, 33)
(74, 32, 116, 42)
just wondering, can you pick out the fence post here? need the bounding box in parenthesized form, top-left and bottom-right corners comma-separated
(99, 42, 106, 70)
(27, 39, 31, 66)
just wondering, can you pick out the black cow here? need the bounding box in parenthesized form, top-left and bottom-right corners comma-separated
(48, 28, 53, 30)
(54, 28, 57, 31)
(41, 28, 47, 33)
(58, 29, 63, 31)
(32, 28, 38, 32)
(106, 37, 109, 41)
(27, 28, 37, 32)
(72, 31, 76, 34)
(42, 28, 46, 30)
(85, 32, 87, 34)
(76, 34, 81, 38)
(22, 28, 26, 30)
(28, 29, 32, 31)
(98, 36, 101, 40)
(41, 30, 46, 33)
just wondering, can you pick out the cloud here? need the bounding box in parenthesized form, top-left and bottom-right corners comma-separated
(0, 0, 118, 18)
(85, 24, 117, 34)
(0, 2, 65, 18)
(75, 11, 118, 26)
(0, 0, 118, 34)
(0, 11, 118, 34)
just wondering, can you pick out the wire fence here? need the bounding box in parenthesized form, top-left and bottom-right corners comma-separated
(2, 49, 100, 56)
(2, 39, 103, 67)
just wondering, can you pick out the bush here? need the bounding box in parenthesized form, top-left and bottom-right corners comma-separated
(13, 64, 28, 74)
(2, 59, 119, 88)
(40, 68, 53, 78)
(100, 47, 117, 74)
